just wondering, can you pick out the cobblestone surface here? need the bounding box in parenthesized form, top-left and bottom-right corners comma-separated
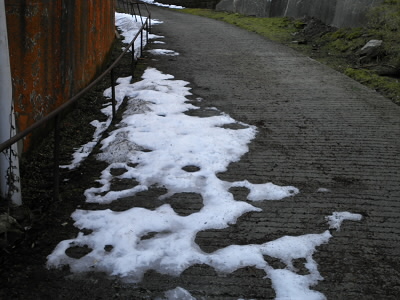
(3, 5, 398, 300)
(131, 6, 400, 299)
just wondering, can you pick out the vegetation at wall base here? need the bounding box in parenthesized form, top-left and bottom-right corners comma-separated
(181, 8, 298, 42)
(180, 1, 400, 105)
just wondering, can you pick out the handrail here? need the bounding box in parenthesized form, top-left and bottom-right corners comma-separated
(0, 2, 151, 201)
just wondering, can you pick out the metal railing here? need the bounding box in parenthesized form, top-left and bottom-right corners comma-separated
(0, 1, 151, 202)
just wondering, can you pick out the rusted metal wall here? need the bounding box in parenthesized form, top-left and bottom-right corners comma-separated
(5, 0, 115, 150)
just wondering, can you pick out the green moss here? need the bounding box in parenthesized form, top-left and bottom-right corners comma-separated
(345, 68, 400, 104)
(346, 28, 364, 40)
(293, 20, 307, 29)
(329, 29, 347, 39)
(322, 32, 366, 55)
(331, 39, 351, 52)
(327, 27, 364, 41)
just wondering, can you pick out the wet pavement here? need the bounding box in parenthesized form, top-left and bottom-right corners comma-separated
(3, 5, 399, 300)
(131, 5, 400, 299)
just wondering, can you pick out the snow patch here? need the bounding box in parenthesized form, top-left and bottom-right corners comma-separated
(326, 212, 363, 231)
(156, 287, 196, 300)
(147, 49, 180, 56)
(140, 0, 184, 9)
(60, 13, 162, 169)
(47, 67, 330, 300)
(48, 12, 363, 300)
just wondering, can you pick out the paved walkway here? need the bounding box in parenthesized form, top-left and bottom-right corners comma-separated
(135, 5, 400, 299)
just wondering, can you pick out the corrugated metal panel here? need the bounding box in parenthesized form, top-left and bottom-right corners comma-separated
(5, 0, 115, 150)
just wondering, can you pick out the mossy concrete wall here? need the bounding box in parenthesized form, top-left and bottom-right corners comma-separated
(5, 0, 115, 151)
(216, 0, 384, 28)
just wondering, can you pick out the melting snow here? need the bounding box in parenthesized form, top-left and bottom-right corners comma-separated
(48, 13, 363, 300)
(60, 13, 162, 170)
(156, 287, 196, 300)
(48, 68, 300, 282)
(140, 0, 184, 9)
(147, 49, 180, 56)
(326, 212, 363, 231)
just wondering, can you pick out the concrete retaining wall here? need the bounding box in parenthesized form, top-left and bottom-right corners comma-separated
(216, 0, 384, 28)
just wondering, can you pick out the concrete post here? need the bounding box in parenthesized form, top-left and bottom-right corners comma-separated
(0, 0, 22, 206)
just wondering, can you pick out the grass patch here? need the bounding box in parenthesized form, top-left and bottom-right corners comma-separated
(345, 68, 400, 104)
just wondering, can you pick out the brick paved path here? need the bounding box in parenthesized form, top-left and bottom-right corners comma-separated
(131, 5, 400, 299)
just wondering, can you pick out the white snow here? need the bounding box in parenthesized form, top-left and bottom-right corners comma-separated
(59, 119, 109, 170)
(60, 13, 162, 170)
(147, 49, 180, 56)
(140, 0, 184, 9)
(231, 180, 298, 201)
(326, 212, 363, 231)
(48, 12, 364, 300)
(156, 287, 196, 300)
(48, 68, 301, 282)
(115, 12, 163, 55)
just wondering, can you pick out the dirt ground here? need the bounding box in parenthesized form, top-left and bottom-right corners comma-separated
(1, 8, 399, 300)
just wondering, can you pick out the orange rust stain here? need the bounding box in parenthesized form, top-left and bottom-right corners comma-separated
(5, 0, 115, 151)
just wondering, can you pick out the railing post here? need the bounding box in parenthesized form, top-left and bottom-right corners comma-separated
(131, 45, 135, 80)
(136, 3, 143, 25)
(53, 114, 60, 201)
(111, 68, 116, 119)
(146, 19, 149, 43)
(131, 3, 137, 22)
(140, 30, 143, 57)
